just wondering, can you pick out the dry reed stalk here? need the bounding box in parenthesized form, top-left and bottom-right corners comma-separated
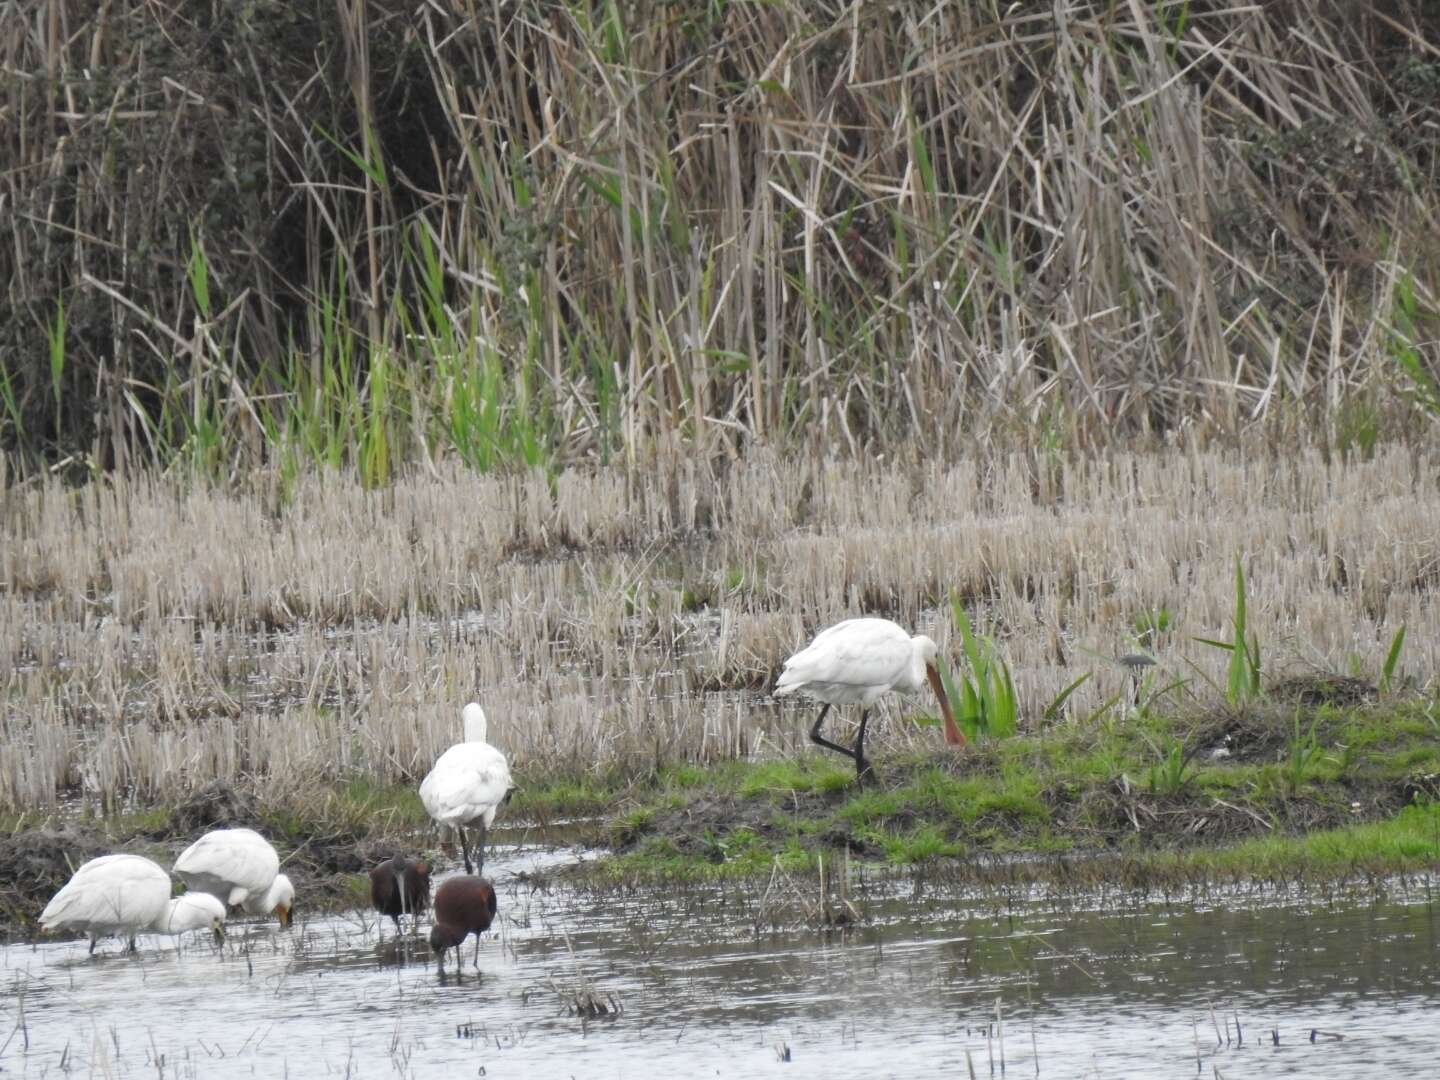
(1, 2, 1438, 470)
(2, 443, 1439, 811)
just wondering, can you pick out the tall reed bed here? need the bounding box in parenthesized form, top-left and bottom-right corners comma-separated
(2, 444, 1436, 813)
(2, 1, 1438, 475)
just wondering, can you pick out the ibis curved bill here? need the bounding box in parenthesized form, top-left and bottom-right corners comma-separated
(775, 617, 964, 780)
(428, 875, 498, 977)
(419, 703, 514, 875)
(370, 854, 431, 937)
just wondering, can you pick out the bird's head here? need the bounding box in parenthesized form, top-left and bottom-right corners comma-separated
(429, 924, 464, 954)
(462, 702, 488, 743)
(270, 873, 295, 928)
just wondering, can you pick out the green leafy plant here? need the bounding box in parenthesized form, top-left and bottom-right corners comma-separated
(1146, 737, 1194, 796)
(1381, 624, 1408, 694)
(1284, 713, 1323, 793)
(1043, 672, 1092, 724)
(48, 298, 67, 432)
(1133, 605, 1174, 641)
(1196, 558, 1262, 704)
(938, 593, 1019, 740)
(1388, 271, 1440, 417)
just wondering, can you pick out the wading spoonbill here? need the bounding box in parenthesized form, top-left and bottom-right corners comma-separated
(41, 854, 224, 953)
(419, 703, 514, 874)
(775, 617, 963, 781)
(172, 827, 294, 927)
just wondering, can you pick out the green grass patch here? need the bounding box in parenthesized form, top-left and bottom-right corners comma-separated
(1149, 801, 1440, 880)
(564, 695, 1440, 885)
(735, 759, 855, 798)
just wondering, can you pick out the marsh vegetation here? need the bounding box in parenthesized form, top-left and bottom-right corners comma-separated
(2, 1, 1439, 476)
(2, 443, 1439, 929)
(3, 0, 1440, 931)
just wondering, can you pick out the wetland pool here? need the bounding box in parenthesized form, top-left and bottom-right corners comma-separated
(1, 846, 1437, 1079)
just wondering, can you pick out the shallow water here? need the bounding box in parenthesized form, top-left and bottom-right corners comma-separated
(2, 847, 1437, 1079)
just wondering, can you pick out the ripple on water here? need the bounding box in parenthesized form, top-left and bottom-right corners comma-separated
(2, 852, 1438, 1079)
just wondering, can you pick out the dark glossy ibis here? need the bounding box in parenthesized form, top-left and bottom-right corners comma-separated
(428, 875, 498, 976)
(369, 855, 431, 937)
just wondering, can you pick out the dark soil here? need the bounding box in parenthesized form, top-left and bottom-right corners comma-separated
(599, 697, 1437, 880)
(0, 827, 112, 934)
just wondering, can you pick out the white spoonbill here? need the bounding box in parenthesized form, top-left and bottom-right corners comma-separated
(151, 891, 228, 947)
(172, 828, 294, 927)
(39, 854, 183, 954)
(775, 617, 964, 781)
(420, 702, 514, 874)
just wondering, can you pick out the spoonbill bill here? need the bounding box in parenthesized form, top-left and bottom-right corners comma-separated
(419, 702, 514, 874)
(428, 875, 498, 977)
(775, 617, 963, 781)
(172, 827, 294, 927)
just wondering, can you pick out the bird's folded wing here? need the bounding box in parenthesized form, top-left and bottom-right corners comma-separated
(174, 833, 276, 891)
(779, 622, 910, 690)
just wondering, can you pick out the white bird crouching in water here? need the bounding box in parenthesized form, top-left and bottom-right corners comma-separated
(775, 617, 964, 782)
(40, 854, 174, 955)
(172, 828, 294, 927)
(420, 702, 514, 874)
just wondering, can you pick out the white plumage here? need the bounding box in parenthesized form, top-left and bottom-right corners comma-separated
(40, 854, 173, 954)
(151, 891, 228, 943)
(420, 702, 514, 874)
(776, 617, 963, 780)
(172, 828, 294, 926)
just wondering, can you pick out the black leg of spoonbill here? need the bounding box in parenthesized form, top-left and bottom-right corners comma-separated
(459, 826, 474, 874)
(809, 704, 859, 766)
(854, 708, 876, 783)
(474, 822, 487, 876)
(89, 935, 98, 956)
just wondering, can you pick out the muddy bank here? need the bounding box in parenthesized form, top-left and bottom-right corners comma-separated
(8, 694, 1440, 935)
(566, 695, 1440, 889)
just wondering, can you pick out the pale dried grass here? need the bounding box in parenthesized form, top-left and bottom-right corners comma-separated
(2, 442, 1438, 812)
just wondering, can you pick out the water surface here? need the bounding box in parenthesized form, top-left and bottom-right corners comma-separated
(2, 848, 1436, 1078)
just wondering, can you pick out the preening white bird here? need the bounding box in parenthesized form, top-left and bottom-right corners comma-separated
(40, 854, 173, 954)
(419, 702, 514, 874)
(172, 828, 294, 927)
(775, 617, 964, 781)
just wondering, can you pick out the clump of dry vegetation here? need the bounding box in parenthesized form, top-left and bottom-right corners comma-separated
(2, 1, 1439, 475)
(1, 445, 1436, 815)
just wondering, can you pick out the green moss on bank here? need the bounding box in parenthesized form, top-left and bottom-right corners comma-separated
(567, 696, 1440, 885)
(5, 695, 1438, 937)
